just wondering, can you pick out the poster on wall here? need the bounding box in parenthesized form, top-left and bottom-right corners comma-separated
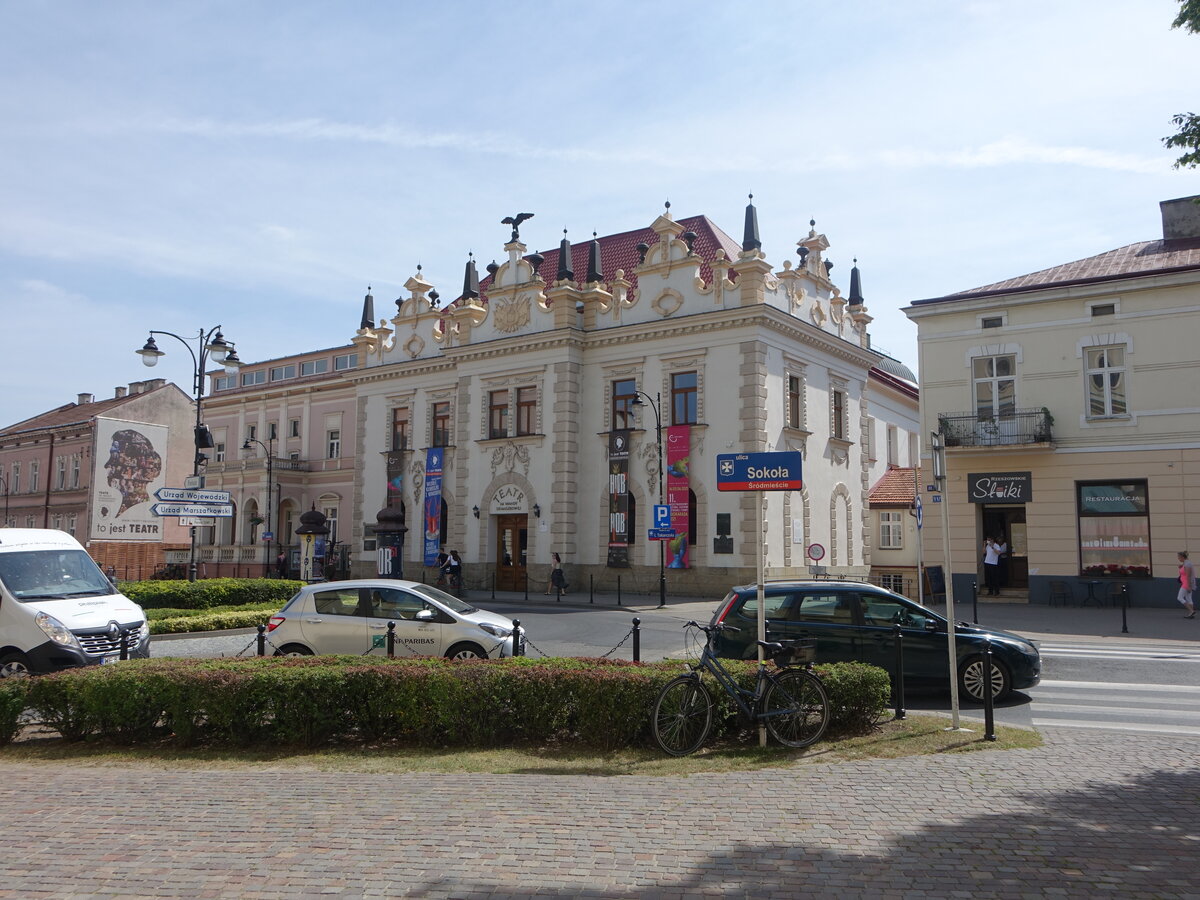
(90, 418, 168, 542)
(422, 448, 443, 566)
(607, 429, 630, 568)
(666, 424, 690, 568)
(385, 451, 405, 508)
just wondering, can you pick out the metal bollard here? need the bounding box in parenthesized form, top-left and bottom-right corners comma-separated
(589, 574, 594, 604)
(556, 581, 561, 603)
(257, 624, 267, 657)
(892, 623, 906, 720)
(983, 639, 996, 741)
(512, 619, 522, 657)
(972, 578, 979, 624)
(617, 575, 622, 607)
(387, 620, 396, 658)
(632, 617, 641, 663)
(1121, 582, 1129, 634)
(119, 627, 129, 661)
(491, 569, 496, 600)
(523, 571, 528, 602)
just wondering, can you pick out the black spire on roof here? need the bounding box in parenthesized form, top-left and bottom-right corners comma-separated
(586, 231, 603, 283)
(742, 193, 761, 252)
(556, 229, 574, 281)
(848, 257, 864, 307)
(461, 253, 480, 301)
(528, 252, 545, 278)
(360, 286, 374, 330)
(486, 260, 499, 277)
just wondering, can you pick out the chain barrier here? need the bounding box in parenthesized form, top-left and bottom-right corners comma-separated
(235, 628, 283, 658)
(521, 636, 551, 658)
(596, 626, 635, 659)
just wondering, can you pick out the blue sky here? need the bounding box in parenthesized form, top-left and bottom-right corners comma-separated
(2, 0, 1197, 428)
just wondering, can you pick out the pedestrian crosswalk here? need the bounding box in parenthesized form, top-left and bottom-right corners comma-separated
(1027, 679, 1200, 736)
(1038, 640, 1200, 662)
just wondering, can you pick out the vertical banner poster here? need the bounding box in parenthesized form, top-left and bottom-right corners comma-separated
(422, 448, 443, 566)
(90, 418, 168, 541)
(666, 424, 690, 568)
(607, 430, 630, 568)
(385, 451, 405, 508)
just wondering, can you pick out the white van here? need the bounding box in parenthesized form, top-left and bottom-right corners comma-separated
(0, 529, 150, 677)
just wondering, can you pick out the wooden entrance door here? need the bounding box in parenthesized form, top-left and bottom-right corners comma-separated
(494, 514, 529, 592)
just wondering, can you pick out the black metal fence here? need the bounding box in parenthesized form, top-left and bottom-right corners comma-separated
(937, 408, 1053, 447)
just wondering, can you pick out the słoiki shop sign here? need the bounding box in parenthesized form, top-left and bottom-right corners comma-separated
(968, 471, 1032, 503)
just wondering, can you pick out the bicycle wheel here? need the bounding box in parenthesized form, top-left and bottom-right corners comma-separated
(761, 668, 829, 749)
(652, 675, 713, 756)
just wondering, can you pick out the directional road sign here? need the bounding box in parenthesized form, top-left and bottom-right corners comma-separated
(914, 496, 923, 530)
(648, 528, 677, 541)
(653, 504, 671, 528)
(178, 516, 216, 527)
(155, 487, 231, 504)
(716, 451, 803, 492)
(152, 503, 234, 518)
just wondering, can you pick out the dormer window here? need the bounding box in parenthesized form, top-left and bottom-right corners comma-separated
(981, 316, 1003, 329)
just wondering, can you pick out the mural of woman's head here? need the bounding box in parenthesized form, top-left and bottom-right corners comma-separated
(104, 429, 162, 514)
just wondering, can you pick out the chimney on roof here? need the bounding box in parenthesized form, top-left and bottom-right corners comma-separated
(556, 230, 574, 281)
(586, 231, 603, 283)
(1161, 195, 1200, 240)
(360, 286, 375, 330)
(146, 378, 165, 390)
(461, 254, 480, 301)
(848, 258, 865, 308)
(742, 193, 762, 253)
(77, 393, 93, 405)
(114, 386, 127, 399)
(128, 382, 144, 394)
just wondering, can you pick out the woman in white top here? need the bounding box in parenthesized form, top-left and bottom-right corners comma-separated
(982, 537, 1002, 596)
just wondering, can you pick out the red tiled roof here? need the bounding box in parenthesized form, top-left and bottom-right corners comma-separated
(0, 387, 172, 437)
(869, 467, 918, 506)
(475, 214, 742, 301)
(916, 237, 1200, 304)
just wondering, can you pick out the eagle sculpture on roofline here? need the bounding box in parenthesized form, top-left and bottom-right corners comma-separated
(501, 212, 534, 242)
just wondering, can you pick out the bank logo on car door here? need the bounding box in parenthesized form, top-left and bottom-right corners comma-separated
(366, 587, 444, 656)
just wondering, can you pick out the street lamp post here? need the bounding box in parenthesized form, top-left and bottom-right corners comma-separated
(136, 326, 242, 582)
(632, 390, 667, 609)
(242, 435, 274, 579)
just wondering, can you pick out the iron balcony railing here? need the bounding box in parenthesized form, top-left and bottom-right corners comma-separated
(937, 408, 1053, 447)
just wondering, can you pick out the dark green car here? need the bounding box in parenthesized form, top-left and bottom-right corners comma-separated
(709, 581, 1041, 701)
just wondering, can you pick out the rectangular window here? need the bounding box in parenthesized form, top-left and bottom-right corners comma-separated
(886, 425, 898, 466)
(323, 506, 339, 544)
(981, 316, 1003, 329)
(213, 375, 234, 391)
(241, 370, 265, 386)
(391, 408, 410, 451)
(301, 359, 329, 376)
(214, 442, 226, 463)
(268, 422, 278, 441)
(879, 573, 906, 594)
(432, 402, 451, 447)
(1091, 304, 1115, 317)
(879, 511, 903, 549)
(247, 425, 257, 442)
(972, 354, 1016, 419)
(333, 353, 358, 371)
(29, 461, 39, 493)
(70, 455, 80, 489)
(269, 365, 296, 382)
(55, 457, 66, 490)
(489, 389, 510, 439)
(10, 463, 19, 494)
(1086, 346, 1127, 417)
(671, 371, 698, 425)
(67, 514, 76, 536)
(1077, 481, 1150, 577)
(516, 387, 536, 436)
(787, 375, 804, 429)
(327, 429, 341, 459)
(289, 418, 301, 438)
(612, 379, 637, 431)
(832, 389, 847, 440)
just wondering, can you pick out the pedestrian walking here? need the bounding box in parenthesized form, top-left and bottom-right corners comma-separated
(545, 552, 566, 595)
(982, 536, 1002, 596)
(1178, 550, 1195, 618)
(275, 550, 287, 578)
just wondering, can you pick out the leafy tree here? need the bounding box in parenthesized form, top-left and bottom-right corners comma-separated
(1164, 1, 1200, 168)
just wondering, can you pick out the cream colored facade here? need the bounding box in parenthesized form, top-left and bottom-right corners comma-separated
(904, 196, 1200, 607)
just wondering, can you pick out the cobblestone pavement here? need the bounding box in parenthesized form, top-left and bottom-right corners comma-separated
(1, 727, 1197, 899)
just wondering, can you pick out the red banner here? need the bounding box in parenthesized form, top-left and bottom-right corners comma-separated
(666, 425, 690, 568)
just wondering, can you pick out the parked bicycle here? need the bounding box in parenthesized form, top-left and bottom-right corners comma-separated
(651, 620, 829, 756)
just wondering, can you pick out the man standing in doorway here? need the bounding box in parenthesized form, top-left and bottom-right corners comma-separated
(983, 536, 1002, 597)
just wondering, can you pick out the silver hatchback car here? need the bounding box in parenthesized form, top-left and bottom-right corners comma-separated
(267, 579, 523, 659)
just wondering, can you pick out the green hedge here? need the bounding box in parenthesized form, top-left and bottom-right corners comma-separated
(0, 680, 28, 745)
(149, 609, 276, 635)
(5, 658, 889, 751)
(118, 578, 303, 611)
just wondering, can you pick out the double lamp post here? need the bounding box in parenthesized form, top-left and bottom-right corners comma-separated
(242, 435, 275, 579)
(632, 390, 667, 609)
(137, 326, 242, 582)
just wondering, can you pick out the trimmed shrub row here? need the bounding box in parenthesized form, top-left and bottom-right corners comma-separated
(118, 578, 303, 611)
(2, 657, 889, 751)
(149, 609, 275, 635)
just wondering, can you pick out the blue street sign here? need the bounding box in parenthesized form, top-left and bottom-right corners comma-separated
(716, 451, 803, 492)
(914, 497, 923, 530)
(932, 494, 943, 503)
(653, 504, 671, 528)
(648, 528, 677, 541)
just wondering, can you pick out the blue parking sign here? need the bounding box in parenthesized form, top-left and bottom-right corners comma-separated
(654, 504, 671, 528)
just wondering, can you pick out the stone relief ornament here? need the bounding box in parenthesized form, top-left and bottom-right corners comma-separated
(493, 295, 531, 333)
(651, 288, 685, 317)
(490, 442, 531, 477)
(409, 460, 426, 505)
(404, 333, 426, 359)
(810, 299, 826, 326)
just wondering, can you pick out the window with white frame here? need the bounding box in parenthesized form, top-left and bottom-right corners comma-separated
(10, 463, 19, 494)
(269, 365, 296, 382)
(301, 358, 328, 376)
(879, 510, 903, 549)
(1085, 346, 1127, 417)
(289, 418, 301, 438)
(67, 514, 76, 536)
(246, 424, 257, 442)
(29, 461, 39, 493)
(786, 372, 807, 430)
(333, 353, 357, 371)
(864, 416, 876, 460)
(327, 429, 341, 459)
(831, 386, 848, 441)
(213, 375, 235, 391)
(70, 455, 80, 489)
(55, 456, 66, 490)
(322, 504, 339, 543)
(214, 442, 226, 463)
(886, 425, 898, 466)
(972, 354, 1016, 419)
(241, 370, 266, 387)
(25, 515, 34, 528)
(51, 514, 62, 531)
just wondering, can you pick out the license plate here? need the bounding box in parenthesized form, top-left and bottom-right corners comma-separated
(99, 655, 121, 665)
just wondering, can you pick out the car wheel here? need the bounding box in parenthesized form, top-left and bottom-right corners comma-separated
(0, 651, 32, 679)
(959, 655, 1010, 702)
(445, 642, 487, 660)
(273, 644, 314, 657)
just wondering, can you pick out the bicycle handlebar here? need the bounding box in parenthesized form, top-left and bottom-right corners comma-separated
(683, 620, 740, 634)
